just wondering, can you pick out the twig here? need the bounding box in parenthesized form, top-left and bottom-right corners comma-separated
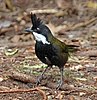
(0, 87, 47, 100)
(0, 41, 34, 48)
(70, 17, 97, 30)
(0, 27, 13, 34)
(30, 9, 58, 14)
(50, 17, 97, 33)
(36, 87, 47, 100)
(57, 17, 97, 32)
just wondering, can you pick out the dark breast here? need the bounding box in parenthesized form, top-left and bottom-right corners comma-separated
(35, 41, 53, 65)
(35, 41, 68, 67)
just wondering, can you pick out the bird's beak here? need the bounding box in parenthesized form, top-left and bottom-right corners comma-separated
(25, 28, 33, 33)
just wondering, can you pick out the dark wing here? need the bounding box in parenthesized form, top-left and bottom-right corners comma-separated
(31, 13, 43, 29)
(48, 43, 68, 67)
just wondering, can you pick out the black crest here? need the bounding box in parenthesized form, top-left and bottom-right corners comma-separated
(31, 13, 43, 29)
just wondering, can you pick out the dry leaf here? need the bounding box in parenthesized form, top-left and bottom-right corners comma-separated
(4, 0, 15, 11)
(0, 77, 4, 82)
(87, 1, 97, 9)
(4, 48, 18, 56)
(0, 20, 12, 28)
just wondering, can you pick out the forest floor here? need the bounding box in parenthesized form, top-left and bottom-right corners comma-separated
(0, 0, 97, 99)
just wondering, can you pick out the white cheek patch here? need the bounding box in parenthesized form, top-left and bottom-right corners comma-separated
(33, 32, 50, 44)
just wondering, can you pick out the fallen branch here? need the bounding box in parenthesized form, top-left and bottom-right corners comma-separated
(7, 69, 97, 96)
(70, 17, 97, 30)
(8, 69, 36, 83)
(57, 17, 97, 32)
(8, 69, 75, 91)
(25, 15, 97, 33)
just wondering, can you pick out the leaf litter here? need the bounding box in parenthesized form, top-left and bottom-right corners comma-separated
(0, 0, 97, 100)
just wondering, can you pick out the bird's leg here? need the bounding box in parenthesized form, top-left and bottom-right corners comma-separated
(36, 65, 50, 85)
(57, 67, 64, 89)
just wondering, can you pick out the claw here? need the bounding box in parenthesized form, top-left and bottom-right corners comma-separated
(36, 75, 43, 85)
(56, 80, 63, 90)
(56, 67, 64, 89)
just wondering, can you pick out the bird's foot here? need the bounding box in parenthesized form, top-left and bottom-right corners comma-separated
(56, 81, 63, 90)
(36, 75, 43, 86)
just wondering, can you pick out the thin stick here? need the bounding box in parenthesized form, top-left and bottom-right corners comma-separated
(0, 87, 47, 100)
(30, 9, 58, 14)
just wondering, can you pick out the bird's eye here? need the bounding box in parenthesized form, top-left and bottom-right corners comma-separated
(36, 28, 41, 33)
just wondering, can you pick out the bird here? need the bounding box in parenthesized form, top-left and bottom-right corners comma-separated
(25, 13, 78, 89)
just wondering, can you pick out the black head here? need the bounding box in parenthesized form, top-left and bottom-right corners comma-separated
(25, 13, 53, 44)
(31, 13, 42, 30)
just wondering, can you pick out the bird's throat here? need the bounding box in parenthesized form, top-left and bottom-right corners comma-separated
(33, 32, 50, 44)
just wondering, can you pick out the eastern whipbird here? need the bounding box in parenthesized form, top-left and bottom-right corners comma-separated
(25, 13, 78, 89)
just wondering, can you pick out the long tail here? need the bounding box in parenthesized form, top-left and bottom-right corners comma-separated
(67, 45, 79, 52)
